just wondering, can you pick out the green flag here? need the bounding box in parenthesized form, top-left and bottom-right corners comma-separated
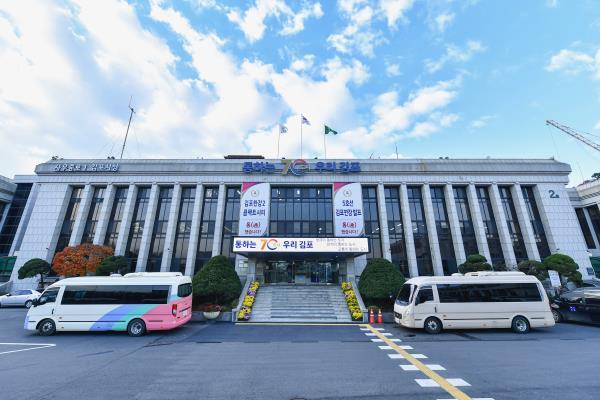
(324, 125, 338, 135)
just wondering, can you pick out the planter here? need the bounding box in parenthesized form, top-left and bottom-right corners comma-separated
(203, 311, 221, 320)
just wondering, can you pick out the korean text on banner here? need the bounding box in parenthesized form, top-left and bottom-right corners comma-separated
(333, 182, 364, 237)
(239, 182, 270, 236)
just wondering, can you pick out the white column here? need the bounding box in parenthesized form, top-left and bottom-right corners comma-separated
(68, 184, 93, 246)
(489, 184, 517, 268)
(211, 183, 226, 257)
(466, 184, 491, 262)
(377, 183, 392, 261)
(422, 184, 444, 276)
(136, 184, 159, 272)
(444, 184, 466, 265)
(185, 184, 203, 276)
(583, 207, 600, 250)
(400, 184, 418, 277)
(511, 184, 541, 261)
(93, 185, 115, 245)
(161, 184, 182, 272)
(114, 184, 137, 256)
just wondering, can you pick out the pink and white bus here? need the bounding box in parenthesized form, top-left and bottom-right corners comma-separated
(25, 272, 193, 336)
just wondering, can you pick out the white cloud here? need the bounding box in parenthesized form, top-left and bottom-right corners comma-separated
(379, 0, 414, 27)
(425, 40, 486, 73)
(290, 54, 316, 72)
(434, 12, 455, 33)
(470, 115, 495, 129)
(385, 63, 401, 77)
(408, 113, 459, 138)
(546, 0, 558, 8)
(545, 48, 600, 79)
(227, 0, 323, 42)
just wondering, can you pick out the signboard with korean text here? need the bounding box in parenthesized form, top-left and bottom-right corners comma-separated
(238, 182, 270, 236)
(548, 270, 562, 288)
(232, 237, 369, 253)
(242, 159, 360, 175)
(333, 182, 364, 237)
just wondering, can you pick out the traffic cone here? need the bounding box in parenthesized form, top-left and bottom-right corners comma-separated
(369, 308, 375, 324)
(377, 308, 383, 324)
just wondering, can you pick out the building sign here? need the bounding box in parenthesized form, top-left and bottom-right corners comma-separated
(548, 270, 562, 287)
(333, 182, 364, 237)
(232, 237, 369, 253)
(53, 163, 120, 173)
(238, 182, 270, 236)
(242, 159, 360, 175)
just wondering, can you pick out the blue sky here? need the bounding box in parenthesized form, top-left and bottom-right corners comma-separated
(0, 0, 599, 184)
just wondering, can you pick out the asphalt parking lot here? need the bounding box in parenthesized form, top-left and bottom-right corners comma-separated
(1, 307, 600, 400)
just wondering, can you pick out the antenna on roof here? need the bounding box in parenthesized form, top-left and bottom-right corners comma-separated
(120, 96, 136, 160)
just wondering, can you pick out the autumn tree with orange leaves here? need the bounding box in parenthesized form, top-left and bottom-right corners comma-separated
(52, 244, 114, 277)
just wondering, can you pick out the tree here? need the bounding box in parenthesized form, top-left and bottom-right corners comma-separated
(358, 258, 405, 309)
(96, 256, 130, 276)
(18, 258, 51, 288)
(592, 172, 600, 180)
(52, 244, 114, 277)
(192, 256, 242, 306)
(517, 260, 547, 281)
(458, 254, 492, 274)
(542, 253, 582, 285)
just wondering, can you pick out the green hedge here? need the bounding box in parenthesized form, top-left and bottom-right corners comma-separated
(358, 258, 405, 310)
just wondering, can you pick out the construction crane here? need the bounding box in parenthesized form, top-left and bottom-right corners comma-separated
(546, 119, 600, 153)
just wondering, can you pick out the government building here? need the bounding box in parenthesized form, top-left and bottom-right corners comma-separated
(0, 157, 597, 292)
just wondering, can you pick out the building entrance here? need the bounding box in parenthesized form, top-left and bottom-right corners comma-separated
(264, 260, 339, 284)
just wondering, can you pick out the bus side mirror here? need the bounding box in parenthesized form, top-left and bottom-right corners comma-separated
(32, 298, 39, 307)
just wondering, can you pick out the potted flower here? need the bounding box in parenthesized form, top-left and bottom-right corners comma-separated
(203, 304, 221, 320)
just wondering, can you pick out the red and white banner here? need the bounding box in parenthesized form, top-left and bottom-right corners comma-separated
(333, 182, 364, 237)
(238, 182, 270, 236)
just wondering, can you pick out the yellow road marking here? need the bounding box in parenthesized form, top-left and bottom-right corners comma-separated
(236, 323, 362, 326)
(361, 324, 472, 400)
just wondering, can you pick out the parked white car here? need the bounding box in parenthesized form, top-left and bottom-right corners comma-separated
(0, 289, 41, 308)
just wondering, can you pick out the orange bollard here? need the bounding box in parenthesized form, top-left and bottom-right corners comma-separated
(377, 308, 383, 324)
(369, 308, 375, 324)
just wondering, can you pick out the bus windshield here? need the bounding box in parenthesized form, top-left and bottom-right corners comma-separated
(396, 284, 414, 305)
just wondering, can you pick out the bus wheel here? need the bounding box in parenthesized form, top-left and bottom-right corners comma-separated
(127, 319, 146, 337)
(551, 309, 562, 323)
(38, 319, 56, 336)
(424, 317, 442, 334)
(511, 316, 530, 334)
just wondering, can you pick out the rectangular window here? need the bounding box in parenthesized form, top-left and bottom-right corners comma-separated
(81, 187, 106, 244)
(476, 187, 504, 267)
(499, 186, 527, 263)
(586, 205, 600, 246)
(104, 187, 129, 249)
(362, 187, 382, 259)
(408, 186, 433, 276)
(55, 186, 84, 254)
(521, 187, 551, 258)
(177, 283, 192, 298)
(125, 187, 151, 272)
(61, 285, 170, 305)
(146, 187, 174, 272)
(384, 187, 408, 276)
(195, 187, 219, 274)
(221, 187, 241, 265)
(170, 187, 196, 274)
(269, 186, 333, 237)
(437, 283, 542, 303)
(453, 186, 478, 257)
(0, 183, 32, 256)
(575, 208, 596, 249)
(431, 187, 456, 275)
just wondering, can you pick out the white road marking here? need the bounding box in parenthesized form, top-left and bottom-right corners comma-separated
(399, 345, 413, 350)
(437, 398, 494, 400)
(0, 342, 56, 356)
(365, 333, 377, 336)
(387, 354, 404, 359)
(381, 332, 392, 336)
(400, 364, 446, 371)
(416, 379, 469, 387)
(370, 338, 384, 342)
(389, 338, 401, 342)
(378, 345, 392, 350)
(409, 353, 427, 359)
(360, 328, 370, 331)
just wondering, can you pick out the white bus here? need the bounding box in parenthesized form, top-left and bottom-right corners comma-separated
(394, 272, 554, 334)
(25, 272, 193, 336)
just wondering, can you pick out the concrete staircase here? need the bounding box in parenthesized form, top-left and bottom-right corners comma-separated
(249, 285, 353, 323)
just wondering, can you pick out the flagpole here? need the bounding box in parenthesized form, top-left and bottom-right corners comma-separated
(323, 130, 327, 159)
(300, 115, 303, 159)
(277, 129, 280, 159)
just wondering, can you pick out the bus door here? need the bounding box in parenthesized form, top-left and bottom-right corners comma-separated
(413, 285, 436, 324)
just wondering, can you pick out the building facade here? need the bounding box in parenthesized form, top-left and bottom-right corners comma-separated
(2, 157, 595, 290)
(570, 179, 600, 270)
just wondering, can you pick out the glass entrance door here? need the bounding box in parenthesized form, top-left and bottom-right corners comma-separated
(265, 260, 339, 284)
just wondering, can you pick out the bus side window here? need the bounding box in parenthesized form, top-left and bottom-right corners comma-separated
(415, 286, 434, 305)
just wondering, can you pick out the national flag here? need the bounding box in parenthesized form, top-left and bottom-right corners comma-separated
(324, 125, 338, 135)
(301, 115, 310, 125)
(279, 124, 288, 134)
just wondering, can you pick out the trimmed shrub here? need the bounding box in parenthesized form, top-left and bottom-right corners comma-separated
(358, 258, 405, 309)
(517, 260, 547, 281)
(458, 254, 492, 274)
(542, 253, 582, 285)
(18, 258, 51, 288)
(96, 256, 130, 276)
(192, 256, 242, 306)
